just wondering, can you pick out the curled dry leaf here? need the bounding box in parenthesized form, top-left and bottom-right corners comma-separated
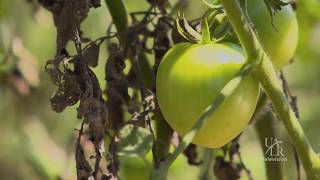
(183, 144, 203, 166)
(39, 0, 100, 54)
(76, 145, 93, 179)
(78, 96, 107, 146)
(45, 59, 63, 86)
(83, 42, 99, 67)
(105, 44, 130, 131)
(214, 157, 242, 180)
(50, 70, 81, 112)
(73, 56, 107, 148)
(174, 13, 202, 43)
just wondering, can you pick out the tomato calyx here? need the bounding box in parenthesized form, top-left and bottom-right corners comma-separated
(175, 12, 202, 44)
(174, 11, 232, 45)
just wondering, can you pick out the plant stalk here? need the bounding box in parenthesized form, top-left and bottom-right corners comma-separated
(104, 0, 130, 45)
(220, 0, 320, 179)
(255, 110, 285, 180)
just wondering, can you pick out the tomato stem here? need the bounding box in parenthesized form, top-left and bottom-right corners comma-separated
(220, 0, 320, 179)
(199, 149, 215, 180)
(104, 0, 130, 45)
(255, 110, 285, 180)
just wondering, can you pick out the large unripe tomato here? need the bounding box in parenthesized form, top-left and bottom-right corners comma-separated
(156, 43, 259, 148)
(247, 0, 298, 69)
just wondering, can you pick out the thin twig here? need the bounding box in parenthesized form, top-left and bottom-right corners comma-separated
(75, 121, 86, 179)
(237, 151, 254, 180)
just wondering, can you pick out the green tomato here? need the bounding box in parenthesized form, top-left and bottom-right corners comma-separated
(156, 43, 260, 148)
(247, 0, 298, 69)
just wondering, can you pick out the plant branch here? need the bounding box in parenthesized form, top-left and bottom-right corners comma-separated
(255, 110, 285, 180)
(199, 148, 215, 180)
(104, 0, 130, 45)
(220, 1, 262, 61)
(220, 0, 320, 179)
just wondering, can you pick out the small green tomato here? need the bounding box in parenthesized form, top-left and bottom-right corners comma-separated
(247, 0, 298, 69)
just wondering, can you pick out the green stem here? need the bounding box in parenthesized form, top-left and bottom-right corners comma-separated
(104, 0, 130, 45)
(219, 1, 262, 62)
(220, 0, 320, 179)
(255, 110, 285, 180)
(154, 106, 173, 164)
(138, 54, 155, 89)
(199, 148, 215, 180)
(138, 42, 173, 170)
(134, 53, 173, 170)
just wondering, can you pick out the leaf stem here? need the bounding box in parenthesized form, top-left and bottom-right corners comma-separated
(219, 1, 263, 62)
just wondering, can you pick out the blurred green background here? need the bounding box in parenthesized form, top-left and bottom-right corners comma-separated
(0, 0, 319, 179)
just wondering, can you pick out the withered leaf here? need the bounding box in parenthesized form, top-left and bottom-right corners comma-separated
(73, 57, 107, 147)
(175, 12, 202, 43)
(214, 157, 242, 180)
(83, 42, 99, 67)
(78, 97, 106, 146)
(183, 144, 203, 166)
(105, 44, 130, 130)
(45, 60, 63, 86)
(75, 145, 93, 179)
(39, 0, 99, 54)
(90, 0, 101, 8)
(50, 70, 81, 112)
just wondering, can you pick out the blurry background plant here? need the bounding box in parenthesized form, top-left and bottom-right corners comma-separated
(0, 0, 319, 179)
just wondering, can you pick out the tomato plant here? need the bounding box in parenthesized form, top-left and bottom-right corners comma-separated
(156, 42, 259, 148)
(247, 0, 298, 69)
(30, 0, 320, 178)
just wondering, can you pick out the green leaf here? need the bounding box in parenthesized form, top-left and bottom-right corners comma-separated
(205, 8, 224, 27)
(211, 19, 230, 39)
(200, 0, 222, 9)
(118, 125, 153, 157)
